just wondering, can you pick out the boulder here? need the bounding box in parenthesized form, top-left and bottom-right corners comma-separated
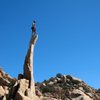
(0, 86, 5, 97)
(72, 89, 93, 100)
(18, 74, 23, 80)
(15, 91, 40, 100)
(0, 68, 16, 87)
(18, 79, 29, 94)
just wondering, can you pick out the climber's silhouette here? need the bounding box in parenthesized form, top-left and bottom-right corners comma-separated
(31, 20, 36, 36)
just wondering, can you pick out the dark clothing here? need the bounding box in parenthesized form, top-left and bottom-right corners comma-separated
(31, 23, 36, 33)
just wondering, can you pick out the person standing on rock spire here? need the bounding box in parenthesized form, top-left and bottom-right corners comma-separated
(31, 20, 36, 36)
(23, 21, 38, 93)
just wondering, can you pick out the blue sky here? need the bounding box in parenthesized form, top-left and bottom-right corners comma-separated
(0, 0, 100, 88)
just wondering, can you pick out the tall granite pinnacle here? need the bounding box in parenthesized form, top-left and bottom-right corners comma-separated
(23, 21, 38, 93)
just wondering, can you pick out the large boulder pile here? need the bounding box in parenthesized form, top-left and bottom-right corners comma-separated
(0, 68, 100, 100)
(0, 68, 16, 99)
(0, 67, 40, 100)
(36, 73, 100, 100)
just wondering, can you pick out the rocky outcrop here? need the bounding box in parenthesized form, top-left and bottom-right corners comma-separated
(0, 86, 5, 97)
(0, 68, 100, 100)
(0, 68, 16, 99)
(12, 79, 40, 100)
(36, 73, 100, 100)
(13, 33, 38, 100)
(23, 34, 38, 93)
(0, 67, 40, 100)
(14, 91, 40, 100)
(0, 68, 16, 87)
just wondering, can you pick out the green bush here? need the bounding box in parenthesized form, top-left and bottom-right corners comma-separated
(56, 73, 63, 78)
(41, 86, 55, 93)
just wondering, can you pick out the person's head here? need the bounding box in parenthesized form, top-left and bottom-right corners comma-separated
(33, 20, 36, 23)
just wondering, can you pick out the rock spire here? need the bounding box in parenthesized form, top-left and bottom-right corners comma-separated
(23, 21, 38, 93)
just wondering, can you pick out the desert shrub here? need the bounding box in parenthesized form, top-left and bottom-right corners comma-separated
(56, 73, 63, 78)
(49, 77, 54, 81)
(72, 80, 80, 85)
(41, 86, 55, 93)
(67, 75, 73, 80)
(83, 87, 90, 93)
(96, 89, 100, 93)
(43, 80, 48, 85)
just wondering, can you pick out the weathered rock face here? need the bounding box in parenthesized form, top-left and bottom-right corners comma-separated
(0, 68, 100, 100)
(0, 68, 40, 100)
(23, 34, 38, 93)
(13, 79, 40, 100)
(0, 68, 16, 87)
(0, 68, 16, 99)
(15, 91, 40, 100)
(0, 86, 5, 97)
(36, 73, 100, 100)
